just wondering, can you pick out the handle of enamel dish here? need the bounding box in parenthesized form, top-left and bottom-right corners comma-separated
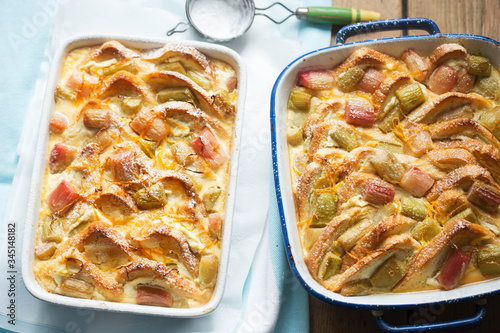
(335, 17, 440, 44)
(372, 300, 487, 332)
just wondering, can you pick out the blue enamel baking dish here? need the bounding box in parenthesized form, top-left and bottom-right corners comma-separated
(271, 18, 500, 332)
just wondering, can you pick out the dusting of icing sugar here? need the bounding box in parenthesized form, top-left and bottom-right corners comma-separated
(188, 0, 252, 41)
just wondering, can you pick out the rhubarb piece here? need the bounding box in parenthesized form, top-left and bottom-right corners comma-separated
(101, 60, 137, 77)
(60, 278, 95, 299)
(411, 218, 441, 242)
(158, 61, 187, 75)
(109, 150, 139, 182)
(400, 167, 435, 197)
(371, 151, 404, 183)
(468, 55, 492, 77)
(337, 219, 373, 250)
(287, 127, 303, 146)
(405, 123, 433, 156)
(438, 250, 471, 290)
(401, 48, 428, 81)
(198, 254, 219, 287)
(478, 244, 500, 277)
(330, 125, 358, 151)
(318, 252, 341, 280)
(455, 68, 475, 93)
(480, 106, 500, 140)
(444, 208, 477, 226)
(396, 83, 426, 114)
(157, 87, 196, 104)
(377, 102, 403, 133)
(47, 180, 79, 214)
(298, 70, 334, 90)
(311, 192, 337, 227)
(136, 285, 173, 307)
(171, 141, 193, 166)
(82, 107, 110, 130)
(208, 212, 222, 239)
(376, 141, 404, 154)
(341, 279, 371, 296)
(475, 76, 499, 99)
(345, 99, 375, 127)
(337, 66, 364, 92)
(370, 257, 407, 290)
(132, 183, 168, 210)
(358, 68, 386, 93)
(288, 87, 311, 110)
(363, 178, 395, 205)
(130, 109, 167, 142)
(467, 182, 500, 213)
(187, 70, 212, 90)
(136, 138, 157, 158)
(428, 65, 458, 95)
(191, 128, 227, 169)
(400, 196, 427, 221)
(49, 112, 69, 134)
(48, 143, 77, 174)
(202, 186, 222, 212)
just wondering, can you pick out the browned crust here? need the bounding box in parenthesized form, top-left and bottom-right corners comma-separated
(341, 214, 417, 271)
(116, 258, 203, 297)
(426, 164, 495, 201)
(94, 71, 152, 100)
(87, 40, 140, 62)
(328, 234, 419, 293)
(372, 72, 411, 112)
(406, 92, 493, 124)
(429, 118, 500, 150)
(295, 162, 324, 221)
(331, 48, 400, 81)
(426, 148, 478, 170)
(425, 43, 468, 76)
(142, 43, 213, 76)
(130, 224, 200, 276)
(433, 138, 500, 180)
(304, 208, 361, 279)
(145, 71, 224, 118)
(432, 188, 468, 222)
(395, 219, 494, 292)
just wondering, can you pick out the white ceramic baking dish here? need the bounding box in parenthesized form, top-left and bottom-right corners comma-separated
(21, 34, 246, 318)
(271, 18, 500, 331)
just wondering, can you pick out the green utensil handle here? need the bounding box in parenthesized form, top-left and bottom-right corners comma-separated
(306, 7, 381, 24)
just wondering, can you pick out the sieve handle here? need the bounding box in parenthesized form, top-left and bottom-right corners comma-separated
(298, 7, 381, 25)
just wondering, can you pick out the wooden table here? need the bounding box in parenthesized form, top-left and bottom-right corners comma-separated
(310, 1, 500, 332)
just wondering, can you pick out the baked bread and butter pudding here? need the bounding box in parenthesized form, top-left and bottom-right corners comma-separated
(34, 41, 238, 308)
(287, 44, 500, 296)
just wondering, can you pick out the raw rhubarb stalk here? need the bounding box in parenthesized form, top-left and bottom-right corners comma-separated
(438, 249, 471, 290)
(358, 68, 386, 93)
(49, 143, 77, 174)
(428, 65, 458, 94)
(49, 112, 69, 134)
(363, 178, 395, 205)
(345, 99, 375, 127)
(298, 70, 334, 90)
(47, 180, 79, 214)
(401, 48, 429, 81)
(400, 167, 435, 197)
(192, 127, 227, 169)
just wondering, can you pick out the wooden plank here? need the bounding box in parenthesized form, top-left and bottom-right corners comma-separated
(407, 0, 500, 39)
(329, 0, 403, 45)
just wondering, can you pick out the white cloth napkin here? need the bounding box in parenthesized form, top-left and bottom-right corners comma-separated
(0, 0, 331, 332)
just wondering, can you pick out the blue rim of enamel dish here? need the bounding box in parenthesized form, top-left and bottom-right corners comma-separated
(270, 18, 500, 319)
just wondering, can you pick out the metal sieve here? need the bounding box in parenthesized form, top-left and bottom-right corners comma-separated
(167, 0, 381, 42)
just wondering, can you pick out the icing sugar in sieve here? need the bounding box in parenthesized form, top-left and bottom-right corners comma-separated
(167, 0, 381, 42)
